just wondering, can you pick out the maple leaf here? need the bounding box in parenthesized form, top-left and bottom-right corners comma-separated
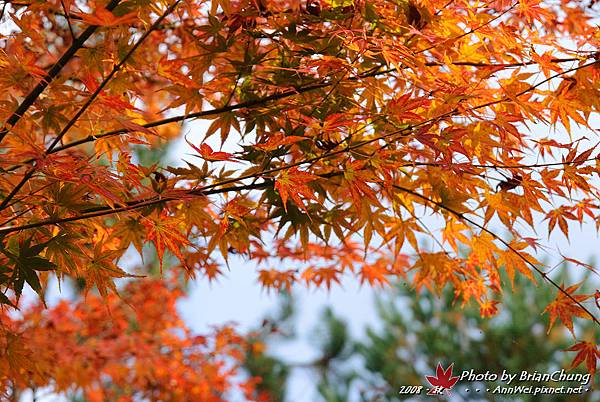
(566, 341, 599, 376)
(185, 137, 234, 161)
(274, 168, 319, 213)
(0, 236, 57, 302)
(76, 7, 139, 27)
(199, 261, 223, 282)
(412, 252, 461, 293)
(543, 282, 592, 337)
(497, 243, 537, 286)
(258, 269, 296, 291)
(545, 207, 577, 238)
(496, 174, 523, 192)
(426, 363, 460, 395)
(301, 267, 342, 290)
(343, 160, 380, 209)
(255, 134, 305, 151)
(2, 332, 42, 385)
(157, 57, 201, 88)
(389, 93, 430, 121)
(144, 216, 190, 272)
(81, 75, 138, 112)
(479, 299, 500, 318)
(84, 244, 140, 297)
(359, 261, 390, 287)
(110, 218, 146, 255)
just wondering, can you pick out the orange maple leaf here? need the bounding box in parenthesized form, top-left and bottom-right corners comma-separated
(543, 282, 592, 337)
(301, 267, 342, 290)
(77, 8, 139, 27)
(255, 133, 305, 151)
(274, 168, 318, 213)
(545, 207, 576, 238)
(258, 269, 296, 291)
(81, 75, 137, 111)
(344, 160, 380, 208)
(144, 217, 190, 272)
(158, 57, 200, 88)
(479, 299, 500, 318)
(360, 261, 389, 287)
(186, 136, 233, 161)
(566, 341, 598, 377)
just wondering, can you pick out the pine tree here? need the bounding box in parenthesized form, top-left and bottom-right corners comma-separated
(248, 269, 598, 401)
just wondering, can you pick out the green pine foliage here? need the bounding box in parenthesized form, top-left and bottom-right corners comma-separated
(246, 269, 597, 401)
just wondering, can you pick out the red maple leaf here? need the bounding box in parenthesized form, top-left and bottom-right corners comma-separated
(274, 167, 318, 213)
(426, 363, 460, 395)
(185, 136, 233, 161)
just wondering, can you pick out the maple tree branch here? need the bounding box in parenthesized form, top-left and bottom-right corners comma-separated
(0, 0, 182, 211)
(4, 80, 332, 172)
(3, 60, 597, 229)
(60, 0, 76, 41)
(225, 60, 600, 189)
(0, 0, 122, 146)
(0, 180, 273, 234)
(429, 57, 582, 68)
(398, 156, 600, 170)
(4, 168, 596, 331)
(4, 56, 586, 173)
(0, 205, 34, 227)
(473, 60, 599, 111)
(0, 168, 36, 211)
(0, 2, 8, 20)
(390, 184, 600, 327)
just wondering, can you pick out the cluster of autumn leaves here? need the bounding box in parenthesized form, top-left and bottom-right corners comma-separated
(1, 280, 267, 401)
(0, 0, 599, 397)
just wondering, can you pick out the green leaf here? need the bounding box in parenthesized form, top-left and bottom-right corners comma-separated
(0, 292, 16, 308)
(364, 1, 379, 22)
(21, 264, 41, 293)
(26, 256, 57, 271)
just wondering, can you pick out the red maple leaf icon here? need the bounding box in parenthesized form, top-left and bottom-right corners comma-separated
(426, 363, 459, 395)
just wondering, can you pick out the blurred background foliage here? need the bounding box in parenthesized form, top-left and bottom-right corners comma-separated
(244, 267, 598, 402)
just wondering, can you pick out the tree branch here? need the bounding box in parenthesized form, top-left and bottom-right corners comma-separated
(0, 0, 182, 211)
(4, 56, 587, 172)
(391, 183, 600, 327)
(0, 180, 273, 234)
(398, 156, 600, 170)
(2, 60, 597, 231)
(0, 0, 122, 146)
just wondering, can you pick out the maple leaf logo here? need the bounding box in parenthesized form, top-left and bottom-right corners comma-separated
(426, 363, 460, 395)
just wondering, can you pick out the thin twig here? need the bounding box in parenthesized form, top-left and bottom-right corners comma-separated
(0, 0, 122, 145)
(60, 0, 76, 41)
(0, 0, 183, 211)
(2, 59, 597, 232)
(391, 183, 600, 327)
